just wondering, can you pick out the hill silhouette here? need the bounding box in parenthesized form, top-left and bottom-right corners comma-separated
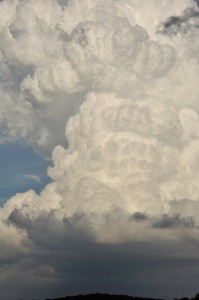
(45, 293, 164, 300)
(45, 292, 199, 300)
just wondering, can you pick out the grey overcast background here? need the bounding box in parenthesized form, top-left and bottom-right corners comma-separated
(0, 0, 199, 299)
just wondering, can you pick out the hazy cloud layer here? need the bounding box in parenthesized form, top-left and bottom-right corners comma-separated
(0, 0, 199, 299)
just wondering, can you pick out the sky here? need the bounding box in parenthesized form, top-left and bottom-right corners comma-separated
(0, 0, 199, 299)
(0, 142, 51, 202)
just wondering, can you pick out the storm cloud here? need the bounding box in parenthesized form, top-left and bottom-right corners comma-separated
(0, 0, 199, 299)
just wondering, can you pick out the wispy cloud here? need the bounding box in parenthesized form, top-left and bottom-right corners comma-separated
(23, 174, 42, 184)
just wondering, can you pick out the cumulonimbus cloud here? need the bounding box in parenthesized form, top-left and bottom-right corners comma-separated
(0, 0, 199, 298)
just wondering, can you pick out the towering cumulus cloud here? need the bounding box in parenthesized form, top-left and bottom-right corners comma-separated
(0, 0, 199, 299)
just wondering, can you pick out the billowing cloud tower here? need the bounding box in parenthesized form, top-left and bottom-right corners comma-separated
(0, 0, 199, 299)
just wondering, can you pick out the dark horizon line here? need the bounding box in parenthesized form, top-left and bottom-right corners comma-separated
(45, 292, 199, 300)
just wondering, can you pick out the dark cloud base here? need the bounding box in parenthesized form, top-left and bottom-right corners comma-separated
(2, 240, 199, 300)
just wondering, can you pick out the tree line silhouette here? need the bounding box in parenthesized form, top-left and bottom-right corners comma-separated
(45, 292, 199, 300)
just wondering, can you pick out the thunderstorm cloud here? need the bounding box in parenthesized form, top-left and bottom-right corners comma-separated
(0, 0, 199, 299)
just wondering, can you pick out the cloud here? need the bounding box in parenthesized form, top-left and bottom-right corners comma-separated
(24, 174, 42, 183)
(130, 212, 149, 222)
(157, 6, 199, 61)
(152, 214, 196, 229)
(0, 0, 197, 155)
(0, 0, 199, 299)
(158, 7, 199, 35)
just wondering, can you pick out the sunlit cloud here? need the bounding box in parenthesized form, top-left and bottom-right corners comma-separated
(0, 0, 199, 299)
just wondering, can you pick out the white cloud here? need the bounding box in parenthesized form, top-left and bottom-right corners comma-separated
(0, 0, 199, 298)
(0, 0, 196, 155)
